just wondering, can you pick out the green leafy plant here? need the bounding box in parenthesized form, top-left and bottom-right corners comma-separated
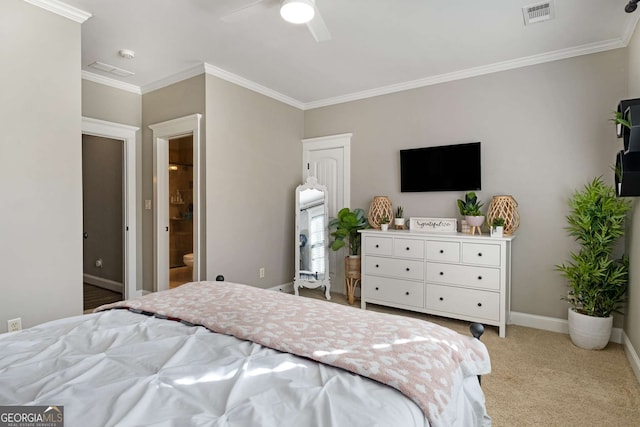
(328, 208, 370, 255)
(457, 192, 484, 216)
(610, 110, 631, 130)
(555, 177, 632, 317)
(380, 215, 390, 224)
(491, 217, 505, 227)
(395, 206, 404, 218)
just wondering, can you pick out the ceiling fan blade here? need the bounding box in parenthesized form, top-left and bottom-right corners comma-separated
(220, 0, 272, 24)
(306, 6, 331, 42)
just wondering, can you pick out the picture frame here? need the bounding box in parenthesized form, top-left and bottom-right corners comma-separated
(409, 217, 457, 233)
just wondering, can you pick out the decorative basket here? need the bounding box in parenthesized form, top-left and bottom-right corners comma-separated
(368, 196, 394, 229)
(486, 195, 520, 235)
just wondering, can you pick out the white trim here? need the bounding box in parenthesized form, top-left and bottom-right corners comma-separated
(269, 283, 295, 293)
(82, 71, 142, 95)
(305, 38, 627, 109)
(23, 0, 91, 23)
(150, 114, 203, 292)
(621, 12, 640, 46)
(510, 311, 623, 344)
(141, 64, 205, 95)
(622, 331, 640, 384)
(83, 274, 123, 294)
(82, 117, 139, 301)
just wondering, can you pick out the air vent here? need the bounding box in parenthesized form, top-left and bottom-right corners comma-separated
(522, 1, 554, 25)
(88, 61, 134, 77)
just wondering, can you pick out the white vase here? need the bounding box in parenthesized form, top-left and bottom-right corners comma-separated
(567, 307, 613, 350)
(381, 223, 389, 231)
(394, 218, 404, 227)
(491, 226, 504, 238)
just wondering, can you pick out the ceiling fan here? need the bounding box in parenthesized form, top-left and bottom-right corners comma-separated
(220, 0, 331, 42)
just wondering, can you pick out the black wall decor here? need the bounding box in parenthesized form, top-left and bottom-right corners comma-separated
(615, 98, 640, 196)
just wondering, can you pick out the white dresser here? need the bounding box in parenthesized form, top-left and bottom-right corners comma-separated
(360, 229, 514, 337)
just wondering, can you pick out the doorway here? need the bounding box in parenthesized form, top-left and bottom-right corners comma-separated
(151, 114, 202, 292)
(81, 117, 139, 307)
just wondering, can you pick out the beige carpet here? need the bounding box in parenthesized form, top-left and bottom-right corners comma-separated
(297, 289, 640, 427)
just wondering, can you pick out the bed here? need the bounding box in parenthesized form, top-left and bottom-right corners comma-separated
(0, 281, 491, 426)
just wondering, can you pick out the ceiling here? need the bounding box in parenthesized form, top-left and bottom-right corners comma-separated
(58, 0, 639, 108)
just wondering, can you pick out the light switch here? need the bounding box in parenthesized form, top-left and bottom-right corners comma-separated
(145, 200, 152, 210)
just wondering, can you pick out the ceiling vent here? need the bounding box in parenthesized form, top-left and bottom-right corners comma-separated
(88, 61, 134, 77)
(522, 1, 555, 25)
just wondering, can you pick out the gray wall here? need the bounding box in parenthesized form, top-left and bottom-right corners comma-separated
(304, 49, 626, 321)
(82, 135, 123, 283)
(141, 75, 206, 292)
(204, 74, 304, 287)
(82, 80, 142, 127)
(625, 24, 640, 357)
(0, 0, 83, 332)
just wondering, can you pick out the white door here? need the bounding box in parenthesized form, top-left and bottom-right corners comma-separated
(302, 133, 352, 291)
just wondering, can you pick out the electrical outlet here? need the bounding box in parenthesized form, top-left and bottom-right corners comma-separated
(259, 267, 265, 278)
(7, 317, 21, 332)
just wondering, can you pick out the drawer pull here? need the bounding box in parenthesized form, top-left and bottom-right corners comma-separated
(439, 249, 444, 254)
(405, 291, 410, 296)
(478, 276, 482, 280)
(478, 252, 483, 257)
(376, 244, 379, 248)
(406, 247, 410, 251)
(406, 267, 410, 271)
(376, 264, 379, 268)
(477, 302, 482, 307)
(439, 272, 444, 276)
(375, 287, 379, 291)
(439, 297, 444, 301)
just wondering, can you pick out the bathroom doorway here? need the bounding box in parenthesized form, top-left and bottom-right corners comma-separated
(168, 135, 194, 288)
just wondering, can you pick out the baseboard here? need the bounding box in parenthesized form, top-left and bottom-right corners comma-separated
(269, 282, 294, 293)
(622, 331, 640, 384)
(510, 311, 623, 344)
(83, 274, 123, 293)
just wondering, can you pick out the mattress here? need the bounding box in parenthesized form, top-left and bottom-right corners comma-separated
(0, 283, 491, 426)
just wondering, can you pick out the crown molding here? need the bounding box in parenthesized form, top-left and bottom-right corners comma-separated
(621, 12, 640, 46)
(202, 63, 305, 110)
(23, 0, 91, 23)
(304, 38, 628, 110)
(141, 64, 206, 94)
(82, 71, 142, 94)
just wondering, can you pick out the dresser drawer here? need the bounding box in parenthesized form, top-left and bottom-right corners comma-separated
(365, 256, 424, 281)
(365, 236, 393, 256)
(363, 276, 424, 308)
(462, 243, 501, 266)
(393, 238, 425, 259)
(426, 262, 500, 291)
(426, 284, 499, 321)
(426, 241, 460, 262)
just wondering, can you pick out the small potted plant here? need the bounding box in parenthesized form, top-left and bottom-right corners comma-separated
(394, 206, 405, 228)
(380, 215, 390, 231)
(457, 192, 484, 234)
(490, 217, 505, 238)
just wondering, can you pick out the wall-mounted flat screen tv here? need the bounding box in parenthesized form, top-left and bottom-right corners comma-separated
(400, 142, 481, 192)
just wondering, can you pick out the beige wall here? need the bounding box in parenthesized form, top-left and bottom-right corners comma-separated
(82, 80, 142, 127)
(141, 75, 206, 292)
(0, 0, 83, 332)
(204, 74, 304, 287)
(625, 24, 640, 356)
(304, 49, 626, 320)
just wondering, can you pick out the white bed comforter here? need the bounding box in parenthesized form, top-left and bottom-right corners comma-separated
(0, 284, 491, 426)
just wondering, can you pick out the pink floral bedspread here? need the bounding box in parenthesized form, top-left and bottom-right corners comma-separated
(96, 281, 490, 423)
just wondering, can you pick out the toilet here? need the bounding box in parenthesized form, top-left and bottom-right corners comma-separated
(183, 253, 194, 267)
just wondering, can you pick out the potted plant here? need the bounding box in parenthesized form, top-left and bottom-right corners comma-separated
(490, 217, 505, 238)
(394, 206, 405, 228)
(329, 208, 370, 298)
(457, 192, 484, 234)
(556, 177, 631, 350)
(380, 215, 390, 231)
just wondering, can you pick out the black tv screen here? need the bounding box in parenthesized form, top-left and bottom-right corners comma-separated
(400, 142, 481, 192)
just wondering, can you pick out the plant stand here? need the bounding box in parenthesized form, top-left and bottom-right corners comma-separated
(345, 256, 361, 305)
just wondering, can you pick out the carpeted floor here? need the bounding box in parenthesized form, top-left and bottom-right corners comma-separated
(297, 288, 640, 427)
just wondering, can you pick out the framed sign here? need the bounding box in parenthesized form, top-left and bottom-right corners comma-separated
(409, 217, 457, 233)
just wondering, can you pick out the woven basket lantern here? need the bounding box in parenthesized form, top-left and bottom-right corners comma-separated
(368, 196, 394, 229)
(486, 195, 520, 235)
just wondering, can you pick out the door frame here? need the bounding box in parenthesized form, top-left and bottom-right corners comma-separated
(81, 117, 140, 299)
(150, 114, 202, 292)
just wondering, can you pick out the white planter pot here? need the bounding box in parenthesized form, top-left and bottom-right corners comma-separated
(568, 307, 613, 350)
(394, 218, 405, 227)
(380, 223, 389, 231)
(465, 215, 485, 227)
(490, 226, 504, 238)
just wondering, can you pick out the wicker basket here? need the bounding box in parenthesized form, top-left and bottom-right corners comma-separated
(486, 195, 520, 235)
(368, 196, 394, 229)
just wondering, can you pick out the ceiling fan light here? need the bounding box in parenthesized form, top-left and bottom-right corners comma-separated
(280, 0, 315, 24)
